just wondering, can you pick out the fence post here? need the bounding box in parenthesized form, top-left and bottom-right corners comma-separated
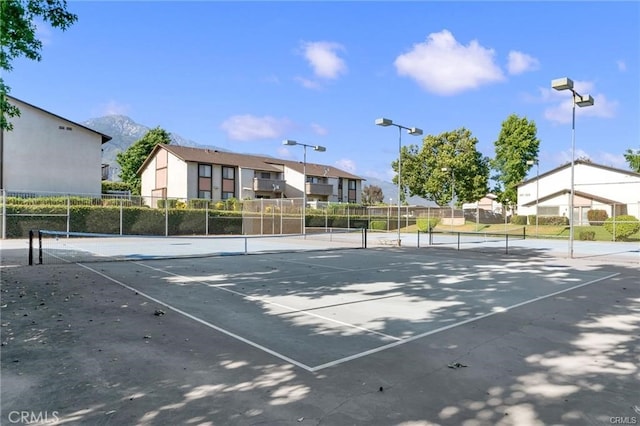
(165, 197, 169, 236)
(119, 197, 123, 236)
(38, 231, 43, 264)
(28, 229, 33, 265)
(66, 195, 71, 234)
(1, 189, 5, 239)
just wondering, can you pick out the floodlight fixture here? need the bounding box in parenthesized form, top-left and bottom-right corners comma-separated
(281, 139, 326, 235)
(551, 77, 574, 91)
(375, 117, 424, 246)
(375, 117, 393, 127)
(576, 94, 594, 107)
(551, 76, 595, 258)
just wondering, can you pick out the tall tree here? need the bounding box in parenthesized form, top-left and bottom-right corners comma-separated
(117, 127, 172, 195)
(490, 114, 540, 207)
(1, 0, 77, 130)
(362, 184, 384, 205)
(397, 128, 489, 207)
(624, 148, 640, 173)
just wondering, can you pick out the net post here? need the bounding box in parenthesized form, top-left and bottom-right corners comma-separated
(363, 228, 367, 248)
(457, 232, 460, 250)
(417, 230, 420, 248)
(38, 230, 43, 264)
(506, 233, 509, 254)
(28, 229, 34, 266)
(523, 226, 526, 240)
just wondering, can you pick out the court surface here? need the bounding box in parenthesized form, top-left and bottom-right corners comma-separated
(2, 245, 638, 425)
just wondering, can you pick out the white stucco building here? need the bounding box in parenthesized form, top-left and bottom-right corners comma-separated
(139, 144, 364, 207)
(1, 96, 111, 194)
(517, 160, 640, 225)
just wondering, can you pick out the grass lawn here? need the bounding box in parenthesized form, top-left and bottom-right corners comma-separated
(401, 222, 640, 242)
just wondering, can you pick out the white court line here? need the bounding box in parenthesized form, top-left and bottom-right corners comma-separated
(137, 262, 401, 341)
(77, 263, 316, 372)
(309, 272, 620, 372)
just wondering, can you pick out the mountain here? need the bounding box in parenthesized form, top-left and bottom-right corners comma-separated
(84, 115, 435, 205)
(362, 176, 438, 207)
(82, 115, 227, 178)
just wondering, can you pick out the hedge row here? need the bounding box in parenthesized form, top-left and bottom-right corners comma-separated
(3, 205, 374, 238)
(3, 205, 245, 238)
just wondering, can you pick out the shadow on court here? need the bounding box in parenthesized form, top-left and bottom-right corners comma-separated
(1, 246, 638, 425)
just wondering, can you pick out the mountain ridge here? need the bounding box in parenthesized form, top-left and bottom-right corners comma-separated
(84, 115, 436, 205)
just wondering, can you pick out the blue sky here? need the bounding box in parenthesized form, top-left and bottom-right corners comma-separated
(8, 1, 640, 183)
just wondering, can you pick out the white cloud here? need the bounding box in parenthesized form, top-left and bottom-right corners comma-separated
(35, 20, 53, 46)
(617, 60, 627, 72)
(300, 41, 347, 79)
(394, 29, 504, 95)
(220, 115, 293, 141)
(294, 76, 322, 90)
(335, 159, 356, 173)
(310, 123, 328, 136)
(507, 51, 540, 75)
(97, 100, 131, 116)
(543, 81, 618, 124)
(598, 152, 627, 168)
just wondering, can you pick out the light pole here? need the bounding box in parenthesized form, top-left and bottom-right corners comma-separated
(282, 139, 326, 235)
(441, 167, 454, 231)
(526, 159, 539, 238)
(375, 118, 423, 246)
(551, 77, 594, 258)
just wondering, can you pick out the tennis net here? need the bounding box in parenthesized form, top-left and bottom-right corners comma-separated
(419, 227, 526, 254)
(30, 228, 366, 264)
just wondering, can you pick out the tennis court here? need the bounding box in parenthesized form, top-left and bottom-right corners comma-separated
(2, 238, 639, 425)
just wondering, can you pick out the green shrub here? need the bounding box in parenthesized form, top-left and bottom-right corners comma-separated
(416, 217, 439, 232)
(511, 215, 528, 225)
(587, 209, 608, 226)
(527, 215, 537, 225)
(370, 220, 387, 230)
(538, 216, 569, 226)
(102, 181, 132, 193)
(603, 215, 640, 241)
(578, 230, 596, 241)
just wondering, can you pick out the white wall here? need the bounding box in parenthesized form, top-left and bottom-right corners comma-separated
(167, 155, 187, 199)
(239, 167, 255, 199)
(140, 156, 157, 198)
(283, 167, 304, 199)
(3, 98, 104, 194)
(518, 163, 640, 219)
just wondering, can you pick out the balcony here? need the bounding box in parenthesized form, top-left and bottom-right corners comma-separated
(306, 182, 333, 196)
(253, 178, 285, 192)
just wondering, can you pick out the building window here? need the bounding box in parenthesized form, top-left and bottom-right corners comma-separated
(222, 166, 235, 179)
(199, 164, 212, 177)
(538, 206, 559, 216)
(347, 179, 357, 203)
(222, 166, 235, 199)
(260, 172, 271, 179)
(198, 163, 212, 197)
